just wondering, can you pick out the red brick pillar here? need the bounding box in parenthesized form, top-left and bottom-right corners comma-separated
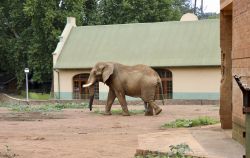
(220, 10, 233, 129)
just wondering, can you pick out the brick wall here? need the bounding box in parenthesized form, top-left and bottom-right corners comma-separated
(232, 0, 250, 145)
(220, 9, 232, 129)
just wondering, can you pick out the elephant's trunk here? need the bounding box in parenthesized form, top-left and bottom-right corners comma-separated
(82, 72, 96, 111)
(88, 84, 95, 111)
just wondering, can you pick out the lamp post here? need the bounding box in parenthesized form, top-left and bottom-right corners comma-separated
(24, 68, 29, 101)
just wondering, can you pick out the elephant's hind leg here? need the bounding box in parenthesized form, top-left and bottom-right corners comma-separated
(148, 100, 162, 115)
(104, 88, 116, 115)
(144, 102, 153, 116)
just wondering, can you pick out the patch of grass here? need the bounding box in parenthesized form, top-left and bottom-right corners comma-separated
(162, 116, 219, 128)
(0, 102, 88, 113)
(94, 108, 144, 115)
(20, 91, 50, 100)
(29, 92, 50, 100)
(135, 143, 192, 158)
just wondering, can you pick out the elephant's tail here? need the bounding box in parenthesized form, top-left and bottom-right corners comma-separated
(158, 78, 165, 105)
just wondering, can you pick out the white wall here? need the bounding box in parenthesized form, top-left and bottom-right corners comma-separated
(53, 69, 90, 99)
(54, 67, 221, 100)
(169, 67, 221, 99)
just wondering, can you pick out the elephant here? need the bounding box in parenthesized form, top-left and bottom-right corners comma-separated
(83, 62, 164, 116)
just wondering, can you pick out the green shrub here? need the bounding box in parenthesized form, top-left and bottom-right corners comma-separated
(134, 143, 192, 158)
(162, 116, 219, 128)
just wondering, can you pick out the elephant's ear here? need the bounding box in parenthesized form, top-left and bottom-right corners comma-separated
(102, 63, 114, 83)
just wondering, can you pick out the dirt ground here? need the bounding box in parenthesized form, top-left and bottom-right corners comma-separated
(0, 104, 219, 158)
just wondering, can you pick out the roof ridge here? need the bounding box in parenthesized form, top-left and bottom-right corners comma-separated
(76, 19, 219, 28)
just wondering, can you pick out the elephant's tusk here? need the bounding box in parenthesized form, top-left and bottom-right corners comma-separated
(82, 82, 93, 88)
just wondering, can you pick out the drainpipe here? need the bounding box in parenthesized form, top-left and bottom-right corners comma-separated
(54, 69, 60, 99)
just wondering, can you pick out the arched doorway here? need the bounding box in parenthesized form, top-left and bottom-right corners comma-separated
(155, 69, 173, 99)
(73, 74, 99, 99)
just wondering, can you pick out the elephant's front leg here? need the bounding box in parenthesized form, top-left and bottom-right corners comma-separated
(104, 88, 116, 115)
(115, 91, 130, 116)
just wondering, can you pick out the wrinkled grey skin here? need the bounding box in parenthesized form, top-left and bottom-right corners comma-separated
(83, 62, 164, 116)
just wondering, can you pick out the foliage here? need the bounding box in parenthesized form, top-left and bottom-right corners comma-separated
(83, 0, 101, 25)
(134, 143, 192, 158)
(162, 116, 219, 128)
(0, 0, 85, 89)
(0, 0, 31, 88)
(169, 143, 192, 157)
(0, 0, 193, 90)
(98, 0, 192, 24)
(94, 108, 145, 115)
(0, 102, 88, 112)
(23, 0, 85, 83)
(200, 12, 219, 19)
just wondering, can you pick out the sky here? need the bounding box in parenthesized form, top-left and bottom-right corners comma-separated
(191, 0, 220, 13)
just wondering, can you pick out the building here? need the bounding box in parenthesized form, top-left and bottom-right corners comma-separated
(220, 0, 250, 147)
(52, 16, 220, 101)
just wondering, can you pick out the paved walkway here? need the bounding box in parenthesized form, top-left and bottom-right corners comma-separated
(137, 124, 245, 158)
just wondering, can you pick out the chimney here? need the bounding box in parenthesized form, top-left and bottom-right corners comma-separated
(67, 17, 76, 26)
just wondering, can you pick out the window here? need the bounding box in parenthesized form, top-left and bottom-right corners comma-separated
(154, 69, 173, 99)
(73, 74, 99, 99)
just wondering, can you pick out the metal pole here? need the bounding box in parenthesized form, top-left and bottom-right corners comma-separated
(201, 0, 204, 15)
(26, 72, 29, 101)
(194, 0, 197, 15)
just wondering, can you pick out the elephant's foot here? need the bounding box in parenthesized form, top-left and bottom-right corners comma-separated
(103, 111, 112, 115)
(144, 109, 153, 116)
(155, 108, 162, 115)
(122, 111, 130, 116)
(144, 111, 153, 116)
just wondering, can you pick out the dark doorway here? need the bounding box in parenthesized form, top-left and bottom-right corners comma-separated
(73, 74, 99, 99)
(154, 69, 173, 99)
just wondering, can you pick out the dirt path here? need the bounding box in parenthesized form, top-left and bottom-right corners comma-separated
(0, 105, 219, 158)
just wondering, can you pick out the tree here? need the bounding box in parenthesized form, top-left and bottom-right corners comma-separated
(0, 0, 87, 89)
(83, 0, 101, 25)
(0, 0, 31, 87)
(0, 0, 193, 91)
(23, 0, 85, 84)
(98, 0, 192, 24)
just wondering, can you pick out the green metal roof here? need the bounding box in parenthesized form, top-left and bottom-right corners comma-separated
(54, 19, 220, 69)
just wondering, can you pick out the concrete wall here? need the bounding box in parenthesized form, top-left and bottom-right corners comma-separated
(53, 69, 90, 99)
(231, 0, 250, 145)
(53, 67, 220, 100)
(169, 67, 220, 100)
